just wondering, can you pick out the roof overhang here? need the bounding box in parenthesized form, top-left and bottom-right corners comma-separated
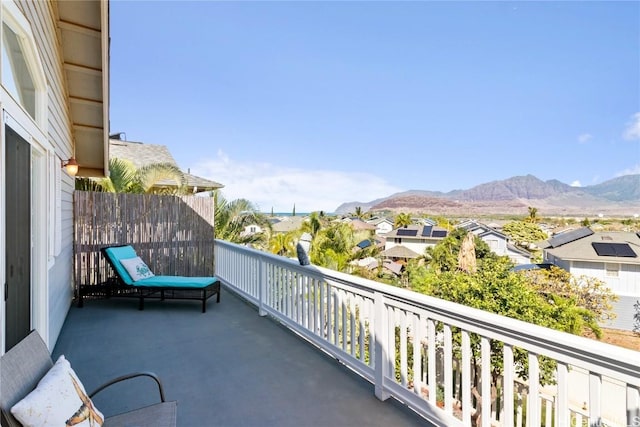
(56, 0, 109, 177)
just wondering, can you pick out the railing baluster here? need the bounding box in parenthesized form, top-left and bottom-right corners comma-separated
(503, 344, 515, 427)
(412, 313, 421, 398)
(333, 288, 339, 346)
(556, 362, 569, 427)
(627, 385, 640, 425)
(527, 352, 540, 427)
(444, 325, 453, 415)
(374, 291, 390, 401)
(462, 330, 472, 427)
(589, 372, 601, 426)
(481, 337, 491, 427)
(342, 290, 348, 352)
(400, 310, 408, 387)
(427, 318, 436, 406)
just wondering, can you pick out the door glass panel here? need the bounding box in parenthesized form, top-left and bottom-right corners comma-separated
(2, 22, 36, 119)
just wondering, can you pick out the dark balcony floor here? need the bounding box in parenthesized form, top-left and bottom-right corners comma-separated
(53, 288, 429, 427)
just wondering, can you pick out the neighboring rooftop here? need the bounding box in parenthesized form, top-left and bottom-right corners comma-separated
(385, 224, 449, 239)
(109, 138, 223, 192)
(543, 230, 640, 264)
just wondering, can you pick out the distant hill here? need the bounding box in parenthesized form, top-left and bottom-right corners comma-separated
(334, 174, 640, 216)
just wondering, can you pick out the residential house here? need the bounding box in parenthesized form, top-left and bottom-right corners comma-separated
(458, 220, 532, 265)
(366, 217, 394, 236)
(382, 224, 449, 260)
(1, 0, 109, 352)
(344, 218, 377, 232)
(271, 216, 305, 234)
(540, 227, 640, 331)
(109, 137, 223, 193)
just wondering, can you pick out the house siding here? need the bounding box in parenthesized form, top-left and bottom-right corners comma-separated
(561, 260, 640, 331)
(2, 0, 76, 349)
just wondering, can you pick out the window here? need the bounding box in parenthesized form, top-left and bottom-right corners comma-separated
(605, 263, 619, 277)
(394, 238, 402, 244)
(2, 22, 36, 118)
(1, 0, 46, 125)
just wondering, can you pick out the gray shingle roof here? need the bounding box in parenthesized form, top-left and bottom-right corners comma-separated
(544, 231, 640, 264)
(380, 245, 420, 259)
(109, 139, 223, 191)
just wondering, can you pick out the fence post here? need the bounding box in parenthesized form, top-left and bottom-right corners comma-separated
(258, 257, 267, 317)
(374, 291, 390, 401)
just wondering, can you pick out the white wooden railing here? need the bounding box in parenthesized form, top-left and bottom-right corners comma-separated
(215, 240, 640, 427)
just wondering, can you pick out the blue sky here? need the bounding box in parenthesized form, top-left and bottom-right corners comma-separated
(109, 1, 640, 213)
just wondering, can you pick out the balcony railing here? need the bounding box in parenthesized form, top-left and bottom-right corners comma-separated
(215, 240, 640, 427)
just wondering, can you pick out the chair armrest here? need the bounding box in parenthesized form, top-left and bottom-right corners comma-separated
(89, 372, 167, 402)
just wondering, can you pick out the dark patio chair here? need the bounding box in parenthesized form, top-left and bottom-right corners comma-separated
(0, 330, 177, 427)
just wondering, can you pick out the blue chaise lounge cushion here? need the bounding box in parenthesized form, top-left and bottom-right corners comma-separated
(103, 245, 217, 288)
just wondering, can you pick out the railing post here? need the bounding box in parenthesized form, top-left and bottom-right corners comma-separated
(258, 257, 267, 317)
(374, 291, 390, 401)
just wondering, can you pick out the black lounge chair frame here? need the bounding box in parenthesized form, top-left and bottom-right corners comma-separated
(79, 245, 221, 313)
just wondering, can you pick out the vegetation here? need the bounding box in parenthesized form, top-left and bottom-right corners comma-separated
(394, 212, 412, 228)
(211, 190, 271, 248)
(76, 158, 188, 195)
(501, 220, 547, 248)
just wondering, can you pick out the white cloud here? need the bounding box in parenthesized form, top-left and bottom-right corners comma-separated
(569, 180, 582, 187)
(191, 150, 403, 213)
(577, 133, 592, 144)
(623, 112, 640, 140)
(615, 164, 640, 177)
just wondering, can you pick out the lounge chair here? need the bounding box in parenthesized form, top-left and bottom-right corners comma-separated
(1, 330, 177, 427)
(89, 244, 221, 313)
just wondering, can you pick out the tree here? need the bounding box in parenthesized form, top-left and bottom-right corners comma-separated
(409, 257, 604, 425)
(301, 211, 323, 238)
(522, 266, 618, 324)
(502, 221, 547, 248)
(351, 206, 366, 219)
(269, 232, 295, 257)
(310, 222, 357, 271)
(212, 190, 271, 248)
(394, 212, 412, 228)
(526, 206, 539, 223)
(457, 232, 477, 273)
(425, 228, 495, 273)
(78, 158, 188, 195)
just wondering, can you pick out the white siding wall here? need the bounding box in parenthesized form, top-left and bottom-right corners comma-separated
(19, 1, 75, 347)
(375, 222, 393, 235)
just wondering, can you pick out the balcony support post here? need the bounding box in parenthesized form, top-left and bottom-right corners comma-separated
(258, 258, 267, 317)
(627, 385, 640, 426)
(374, 291, 390, 401)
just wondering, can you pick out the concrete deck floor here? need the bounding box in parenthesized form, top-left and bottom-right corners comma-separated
(53, 288, 431, 427)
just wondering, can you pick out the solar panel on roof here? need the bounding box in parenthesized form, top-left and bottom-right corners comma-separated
(421, 225, 433, 237)
(357, 240, 372, 249)
(548, 227, 594, 248)
(592, 242, 637, 257)
(431, 230, 448, 238)
(397, 228, 418, 236)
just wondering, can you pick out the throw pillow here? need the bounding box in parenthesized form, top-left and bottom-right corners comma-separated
(11, 355, 104, 427)
(120, 256, 155, 281)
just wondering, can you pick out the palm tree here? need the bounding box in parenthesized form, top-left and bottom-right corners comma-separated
(301, 211, 323, 237)
(269, 232, 295, 257)
(212, 190, 271, 248)
(79, 158, 188, 195)
(394, 212, 412, 228)
(527, 206, 539, 223)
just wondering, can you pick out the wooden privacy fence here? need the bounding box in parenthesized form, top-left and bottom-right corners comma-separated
(74, 191, 215, 297)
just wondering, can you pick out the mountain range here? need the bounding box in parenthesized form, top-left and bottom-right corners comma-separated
(334, 174, 640, 217)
